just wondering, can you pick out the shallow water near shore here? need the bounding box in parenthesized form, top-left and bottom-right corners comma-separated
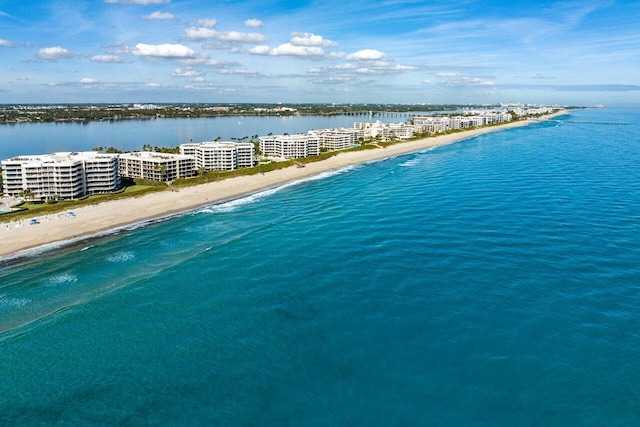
(1, 108, 639, 425)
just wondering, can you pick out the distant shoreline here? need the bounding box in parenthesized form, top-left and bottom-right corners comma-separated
(0, 110, 568, 260)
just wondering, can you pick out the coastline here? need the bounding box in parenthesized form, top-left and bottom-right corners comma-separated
(0, 111, 567, 260)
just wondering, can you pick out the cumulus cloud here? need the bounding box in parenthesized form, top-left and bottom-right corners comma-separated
(132, 43, 195, 59)
(198, 18, 217, 28)
(104, 0, 170, 4)
(244, 19, 263, 28)
(290, 32, 337, 47)
(185, 27, 266, 44)
(90, 54, 124, 63)
(172, 67, 201, 77)
(270, 44, 326, 57)
(346, 49, 385, 61)
(246, 45, 269, 55)
(142, 11, 174, 20)
(248, 32, 338, 58)
(79, 77, 98, 83)
(38, 46, 75, 60)
(146, 82, 161, 87)
(0, 39, 13, 47)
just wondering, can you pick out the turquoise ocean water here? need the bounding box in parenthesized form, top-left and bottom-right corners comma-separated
(1, 109, 639, 425)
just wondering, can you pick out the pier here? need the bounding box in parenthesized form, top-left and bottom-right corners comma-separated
(543, 119, 629, 125)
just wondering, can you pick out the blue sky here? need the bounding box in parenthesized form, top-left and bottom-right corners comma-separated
(1, 0, 638, 105)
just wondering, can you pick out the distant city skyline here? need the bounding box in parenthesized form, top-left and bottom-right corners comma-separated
(1, 0, 639, 106)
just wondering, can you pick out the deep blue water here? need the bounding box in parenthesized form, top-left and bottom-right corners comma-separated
(1, 108, 639, 425)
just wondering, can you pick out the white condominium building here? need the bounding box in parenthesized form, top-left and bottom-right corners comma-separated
(353, 121, 414, 140)
(412, 116, 450, 134)
(259, 134, 321, 159)
(117, 152, 195, 182)
(1, 151, 120, 200)
(309, 128, 360, 151)
(180, 141, 255, 171)
(412, 111, 511, 134)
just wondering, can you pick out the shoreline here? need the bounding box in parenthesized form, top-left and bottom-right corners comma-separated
(0, 111, 567, 260)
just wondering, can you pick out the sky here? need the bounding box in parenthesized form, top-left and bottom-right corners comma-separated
(0, 0, 639, 106)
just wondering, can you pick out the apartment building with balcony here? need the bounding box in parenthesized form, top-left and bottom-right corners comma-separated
(116, 152, 195, 182)
(1, 151, 120, 200)
(179, 141, 255, 171)
(258, 134, 321, 159)
(309, 128, 360, 151)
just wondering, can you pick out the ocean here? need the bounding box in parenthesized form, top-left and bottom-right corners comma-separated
(1, 108, 639, 425)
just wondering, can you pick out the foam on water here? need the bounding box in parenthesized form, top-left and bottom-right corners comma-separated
(197, 164, 359, 214)
(106, 251, 136, 263)
(0, 294, 32, 308)
(48, 273, 78, 285)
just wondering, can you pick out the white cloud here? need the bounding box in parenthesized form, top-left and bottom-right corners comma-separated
(216, 31, 266, 44)
(244, 19, 263, 28)
(192, 76, 205, 82)
(436, 72, 494, 86)
(247, 32, 339, 58)
(79, 77, 98, 83)
(247, 45, 271, 55)
(0, 39, 13, 47)
(312, 76, 355, 84)
(219, 69, 262, 77)
(185, 27, 265, 44)
(290, 32, 337, 47)
(198, 19, 217, 28)
(90, 54, 124, 63)
(172, 67, 201, 77)
(145, 82, 161, 87)
(142, 11, 174, 20)
(38, 46, 75, 60)
(185, 27, 217, 40)
(346, 49, 385, 61)
(330, 63, 357, 70)
(270, 43, 326, 57)
(132, 43, 196, 59)
(104, 0, 170, 4)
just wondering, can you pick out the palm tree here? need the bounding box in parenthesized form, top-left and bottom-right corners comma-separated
(154, 163, 168, 181)
(19, 188, 35, 202)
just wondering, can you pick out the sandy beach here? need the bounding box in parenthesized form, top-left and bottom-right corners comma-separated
(0, 112, 566, 259)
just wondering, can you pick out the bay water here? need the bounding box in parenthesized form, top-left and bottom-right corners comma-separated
(1, 108, 639, 425)
(0, 113, 412, 159)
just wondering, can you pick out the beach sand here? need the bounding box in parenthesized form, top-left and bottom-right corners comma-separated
(0, 112, 566, 259)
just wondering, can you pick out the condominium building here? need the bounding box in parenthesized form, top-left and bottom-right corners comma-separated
(353, 121, 414, 140)
(309, 128, 360, 151)
(412, 111, 511, 134)
(259, 134, 321, 159)
(116, 152, 195, 182)
(179, 141, 255, 171)
(1, 151, 120, 200)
